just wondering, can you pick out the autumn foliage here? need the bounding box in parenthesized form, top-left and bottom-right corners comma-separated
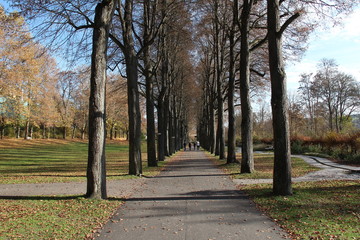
(288, 132, 360, 164)
(0, 7, 130, 140)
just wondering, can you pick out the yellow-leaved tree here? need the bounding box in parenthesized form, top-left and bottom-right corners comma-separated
(0, 5, 59, 139)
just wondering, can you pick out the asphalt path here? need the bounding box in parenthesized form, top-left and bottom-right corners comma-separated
(95, 150, 288, 240)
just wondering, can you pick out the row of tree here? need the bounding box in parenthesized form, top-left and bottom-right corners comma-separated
(0, 7, 58, 139)
(248, 58, 360, 140)
(2, 0, 358, 199)
(295, 58, 359, 136)
(194, 0, 357, 196)
(7, 0, 197, 199)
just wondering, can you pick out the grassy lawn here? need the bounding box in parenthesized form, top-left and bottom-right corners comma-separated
(0, 139, 169, 239)
(243, 180, 360, 239)
(0, 195, 122, 239)
(208, 152, 359, 239)
(210, 152, 320, 179)
(0, 139, 164, 184)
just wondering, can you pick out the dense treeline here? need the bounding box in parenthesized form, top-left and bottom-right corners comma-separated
(0, 7, 130, 140)
(1, 1, 196, 199)
(194, 0, 359, 195)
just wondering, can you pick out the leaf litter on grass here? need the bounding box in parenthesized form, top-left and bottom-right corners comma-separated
(243, 180, 360, 239)
(0, 196, 122, 239)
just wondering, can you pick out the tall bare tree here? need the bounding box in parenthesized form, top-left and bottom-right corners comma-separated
(86, 0, 116, 199)
(226, 0, 238, 164)
(239, 0, 255, 172)
(266, 0, 299, 196)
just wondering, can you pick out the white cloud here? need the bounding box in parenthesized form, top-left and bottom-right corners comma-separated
(341, 8, 360, 39)
(339, 66, 360, 82)
(286, 60, 318, 90)
(315, 7, 360, 42)
(286, 6, 360, 91)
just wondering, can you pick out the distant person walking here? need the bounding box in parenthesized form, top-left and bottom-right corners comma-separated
(183, 142, 187, 151)
(188, 142, 192, 151)
(196, 141, 200, 150)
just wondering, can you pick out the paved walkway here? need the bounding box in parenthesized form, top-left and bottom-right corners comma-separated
(233, 154, 360, 185)
(95, 151, 288, 240)
(1, 150, 359, 239)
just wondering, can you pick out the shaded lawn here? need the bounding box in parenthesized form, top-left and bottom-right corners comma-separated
(0, 195, 122, 240)
(210, 153, 320, 179)
(0, 139, 162, 184)
(243, 180, 360, 239)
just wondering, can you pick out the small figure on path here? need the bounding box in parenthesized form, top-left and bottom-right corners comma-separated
(193, 142, 196, 150)
(196, 141, 200, 150)
(183, 141, 187, 151)
(188, 142, 192, 150)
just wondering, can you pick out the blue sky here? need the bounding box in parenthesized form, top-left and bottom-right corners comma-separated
(286, 7, 360, 91)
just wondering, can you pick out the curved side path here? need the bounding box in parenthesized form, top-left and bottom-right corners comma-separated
(95, 151, 288, 240)
(233, 154, 360, 185)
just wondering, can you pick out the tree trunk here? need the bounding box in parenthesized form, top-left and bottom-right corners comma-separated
(86, 0, 116, 200)
(144, 53, 157, 166)
(218, 104, 225, 159)
(164, 96, 170, 156)
(226, 0, 238, 164)
(143, 1, 157, 167)
(215, 122, 220, 156)
(110, 124, 114, 140)
(30, 125, 33, 139)
(214, 1, 225, 160)
(16, 126, 20, 139)
(175, 117, 180, 151)
(168, 98, 175, 155)
(24, 120, 29, 139)
(267, 0, 292, 196)
(72, 125, 76, 139)
(240, 0, 254, 173)
(209, 103, 215, 154)
(81, 129, 85, 140)
(42, 124, 46, 139)
(63, 126, 67, 139)
(157, 101, 165, 161)
(124, 0, 142, 176)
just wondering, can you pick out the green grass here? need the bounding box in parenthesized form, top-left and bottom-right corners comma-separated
(0, 195, 122, 239)
(210, 152, 360, 238)
(0, 139, 170, 239)
(0, 139, 164, 184)
(242, 180, 360, 239)
(209, 153, 320, 179)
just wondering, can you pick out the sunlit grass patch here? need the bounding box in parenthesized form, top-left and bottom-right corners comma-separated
(0, 139, 163, 184)
(0, 195, 122, 239)
(242, 180, 360, 239)
(208, 152, 320, 179)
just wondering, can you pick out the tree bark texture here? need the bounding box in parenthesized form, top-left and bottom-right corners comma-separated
(208, 105, 215, 154)
(123, 0, 142, 175)
(86, 0, 116, 199)
(226, 0, 238, 164)
(145, 73, 157, 166)
(143, 0, 157, 167)
(168, 98, 175, 155)
(214, 1, 225, 160)
(164, 96, 170, 156)
(240, 0, 254, 173)
(267, 0, 292, 196)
